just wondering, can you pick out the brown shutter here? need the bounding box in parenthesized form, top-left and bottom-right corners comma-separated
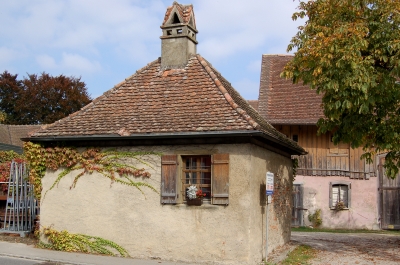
(161, 155, 178, 204)
(212, 153, 229, 205)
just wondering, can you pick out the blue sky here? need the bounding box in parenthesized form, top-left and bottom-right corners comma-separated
(0, 0, 303, 100)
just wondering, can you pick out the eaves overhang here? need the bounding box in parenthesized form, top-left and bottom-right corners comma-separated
(23, 130, 306, 157)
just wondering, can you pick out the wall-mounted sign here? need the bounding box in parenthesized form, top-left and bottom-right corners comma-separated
(266, 172, 274, 196)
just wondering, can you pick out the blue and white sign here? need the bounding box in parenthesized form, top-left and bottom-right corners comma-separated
(266, 172, 274, 196)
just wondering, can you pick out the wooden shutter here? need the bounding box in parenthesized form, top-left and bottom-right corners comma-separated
(212, 154, 229, 205)
(161, 155, 178, 204)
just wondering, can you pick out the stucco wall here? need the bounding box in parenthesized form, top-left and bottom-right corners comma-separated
(295, 175, 379, 230)
(40, 143, 293, 265)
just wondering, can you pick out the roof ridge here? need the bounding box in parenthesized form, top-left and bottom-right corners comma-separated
(38, 59, 160, 133)
(196, 54, 259, 130)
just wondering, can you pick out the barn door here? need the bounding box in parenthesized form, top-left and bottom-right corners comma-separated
(379, 156, 400, 229)
(292, 184, 304, 227)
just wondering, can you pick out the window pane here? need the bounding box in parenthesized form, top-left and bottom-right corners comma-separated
(185, 173, 190, 184)
(201, 172, 211, 184)
(332, 186, 339, 206)
(340, 185, 348, 206)
(192, 172, 197, 184)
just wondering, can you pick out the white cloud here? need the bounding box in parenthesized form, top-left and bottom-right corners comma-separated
(36, 53, 101, 75)
(0, 0, 305, 99)
(194, 0, 303, 59)
(0, 47, 21, 66)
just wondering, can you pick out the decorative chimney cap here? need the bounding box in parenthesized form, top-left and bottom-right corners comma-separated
(161, 1, 197, 31)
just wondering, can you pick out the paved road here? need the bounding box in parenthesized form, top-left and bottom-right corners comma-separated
(0, 241, 191, 265)
(291, 231, 400, 265)
(0, 256, 70, 265)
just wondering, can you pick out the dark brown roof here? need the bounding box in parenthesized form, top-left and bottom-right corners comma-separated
(29, 54, 304, 154)
(258, 54, 324, 125)
(0, 125, 42, 147)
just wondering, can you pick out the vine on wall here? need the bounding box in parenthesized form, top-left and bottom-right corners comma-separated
(39, 226, 129, 257)
(23, 142, 160, 200)
(0, 151, 25, 192)
(291, 157, 299, 181)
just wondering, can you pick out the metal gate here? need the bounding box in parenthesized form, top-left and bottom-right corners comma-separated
(379, 156, 400, 229)
(292, 184, 304, 226)
(0, 161, 37, 236)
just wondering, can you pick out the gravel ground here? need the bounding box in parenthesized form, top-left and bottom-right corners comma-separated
(291, 231, 400, 265)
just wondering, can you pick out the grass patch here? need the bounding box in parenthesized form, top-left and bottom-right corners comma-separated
(292, 226, 400, 235)
(281, 245, 316, 265)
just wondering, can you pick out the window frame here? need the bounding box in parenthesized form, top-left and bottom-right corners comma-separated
(181, 155, 212, 202)
(160, 153, 229, 206)
(329, 181, 351, 210)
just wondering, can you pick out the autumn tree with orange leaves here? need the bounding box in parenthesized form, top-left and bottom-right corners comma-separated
(282, 0, 400, 178)
(0, 71, 91, 125)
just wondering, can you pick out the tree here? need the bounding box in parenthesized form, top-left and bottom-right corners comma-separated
(0, 71, 92, 125)
(282, 0, 400, 178)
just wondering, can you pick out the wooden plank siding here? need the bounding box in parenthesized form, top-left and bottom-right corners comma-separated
(275, 125, 375, 178)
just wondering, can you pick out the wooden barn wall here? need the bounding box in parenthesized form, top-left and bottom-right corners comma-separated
(275, 125, 375, 179)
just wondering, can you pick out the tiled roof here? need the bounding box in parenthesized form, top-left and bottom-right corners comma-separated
(162, 2, 195, 27)
(29, 54, 304, 154)
(0, 125, 42, 147)
(247, 100, 259, 111)
(258, 54, 324, 125)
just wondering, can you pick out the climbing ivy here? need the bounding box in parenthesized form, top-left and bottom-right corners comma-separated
(0, 151, 25, 192)
(291, 157, 299, 181)
(23, 142, 160, 200)
(39, 226, 130, 257)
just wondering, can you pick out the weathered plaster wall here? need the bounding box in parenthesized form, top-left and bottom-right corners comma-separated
(247, 144, 293, 260)
(40, 143, 292, 265)
(295, 175, 379, 229)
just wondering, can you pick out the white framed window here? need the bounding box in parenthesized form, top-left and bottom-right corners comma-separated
(329, 181, 351, 209)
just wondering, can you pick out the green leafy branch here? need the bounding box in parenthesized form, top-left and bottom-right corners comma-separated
(39, 226, 129, 257)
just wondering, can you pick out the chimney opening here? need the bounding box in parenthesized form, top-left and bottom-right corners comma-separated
(172, 13, 180, 24)
(167, 30, 172, 35)
(177, 28, 183, 34)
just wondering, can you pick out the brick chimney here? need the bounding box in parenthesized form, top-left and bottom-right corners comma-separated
(160, 1, 198, 69)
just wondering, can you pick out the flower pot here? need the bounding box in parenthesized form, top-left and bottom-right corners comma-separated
(187, 198, 202, 206)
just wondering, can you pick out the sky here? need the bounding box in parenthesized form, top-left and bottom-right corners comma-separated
(0, 0, 304, 100)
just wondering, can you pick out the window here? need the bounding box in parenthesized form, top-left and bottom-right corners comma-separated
(160, 154, 229, 205)
(292, 134, 298, 142)
(182, 155, 211, 200)
(329, 181, 351, 209)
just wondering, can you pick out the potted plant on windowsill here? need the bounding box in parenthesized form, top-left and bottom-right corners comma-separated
(186, 185, 206, 206)
(334, 201, 346, 211)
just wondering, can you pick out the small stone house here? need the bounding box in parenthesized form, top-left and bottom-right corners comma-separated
(27, 3, 305, 264)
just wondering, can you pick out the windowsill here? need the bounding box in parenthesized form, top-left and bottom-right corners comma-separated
(330, 208, 350, 211)
(172, 203, 221, 209)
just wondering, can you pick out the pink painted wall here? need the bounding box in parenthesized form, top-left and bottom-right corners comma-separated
(294, 175, 380, 230)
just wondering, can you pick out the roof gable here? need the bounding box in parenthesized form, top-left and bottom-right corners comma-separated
(258, 54, 324, 125)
